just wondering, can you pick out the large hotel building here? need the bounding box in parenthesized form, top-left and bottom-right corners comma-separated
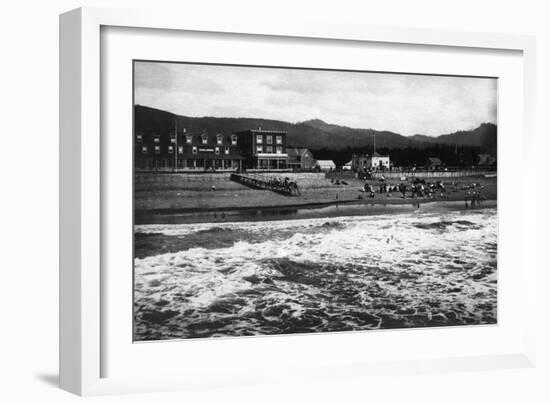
(233, 129, 288, 170)
(135, 128, 288, 171)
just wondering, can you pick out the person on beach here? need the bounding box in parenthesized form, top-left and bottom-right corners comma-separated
(363, 183, 375, 198)
(399, 183, 407, 198)
(411, 184, 422, 198)
(291, 180, 300, 196)
(283, 177, 290, 191)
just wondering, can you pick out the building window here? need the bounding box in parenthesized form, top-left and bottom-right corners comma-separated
(256, 135, 263, 144)
(141, 145, 147, 153)
(216, 134, 223, 145)
(186, 135, 192, 144)
(266, 146, 273, 153)
(178, 146, 183, 154)
(168, 145, 174, 154)
(231, 135, 238, 145)
(154, 145, 160, 154)
(276, 146, 282, 154)
(256, 146, 263, 153)
(136, 134, 143, 142)
(154, 136, 160, 143)
(266, 135, 272, 144)
(215, 147, 220, 155)
(192, 146, 197, 155)
(202, 136, 208, 145)
(225, 146, 230, 155)
(276, 135, 282, 144)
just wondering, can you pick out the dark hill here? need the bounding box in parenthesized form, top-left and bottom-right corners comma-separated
(134, 105, 496, 153)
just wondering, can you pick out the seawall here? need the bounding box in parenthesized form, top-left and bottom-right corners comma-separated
(135, 172, 330, 191)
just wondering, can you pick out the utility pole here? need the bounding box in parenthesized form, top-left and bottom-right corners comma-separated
(373, 131, 376, 155)
(174, 118, 177, 172)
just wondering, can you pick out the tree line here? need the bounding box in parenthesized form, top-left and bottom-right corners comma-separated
(310, 144, 496, 168)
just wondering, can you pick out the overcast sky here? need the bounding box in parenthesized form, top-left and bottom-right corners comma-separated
(134, 61, 497, 137)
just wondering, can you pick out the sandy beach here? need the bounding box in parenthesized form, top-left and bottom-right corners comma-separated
(135, 175, 497, 224)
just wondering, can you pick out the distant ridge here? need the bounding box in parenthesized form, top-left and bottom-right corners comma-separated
(134, 105, 497, 153)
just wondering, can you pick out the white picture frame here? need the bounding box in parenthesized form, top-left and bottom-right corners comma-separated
(59, 6, 537, 396)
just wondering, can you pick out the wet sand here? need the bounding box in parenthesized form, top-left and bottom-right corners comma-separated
(136, 199, 496, 226)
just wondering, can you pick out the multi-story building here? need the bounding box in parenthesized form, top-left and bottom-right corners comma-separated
(134, 130, 245, 171)
(233, 129, 288, 170)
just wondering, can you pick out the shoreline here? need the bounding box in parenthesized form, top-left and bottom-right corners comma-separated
(135, 198, 497, 225)
(135, 176, 497, 225)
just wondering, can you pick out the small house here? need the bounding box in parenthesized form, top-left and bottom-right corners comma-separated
(286, 148, 315, 170)
(315, 160, 336, 171)
(427, 157, 443, 170)
(370, 152, 390, 169)
(352, 153, 391, 171)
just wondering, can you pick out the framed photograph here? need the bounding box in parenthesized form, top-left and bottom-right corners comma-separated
(60, 7, 537, 396)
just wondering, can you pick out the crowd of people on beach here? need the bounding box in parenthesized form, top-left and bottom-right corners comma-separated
(361, 177, 448, 199)
(356, 177, 490, 208)
(266, 176, 301, 195)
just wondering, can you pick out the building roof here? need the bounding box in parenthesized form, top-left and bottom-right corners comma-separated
(257, 153, 289, 158)
(233, 129, 288, 135)
(286, 147, 311, 157)
(353, 153, 389, 159)
(316, 160, 336, 167)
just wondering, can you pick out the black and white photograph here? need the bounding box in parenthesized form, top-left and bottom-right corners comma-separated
(132, 61, 498, 341)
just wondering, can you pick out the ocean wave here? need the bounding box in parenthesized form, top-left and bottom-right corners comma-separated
(134, 209, 497, 340)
